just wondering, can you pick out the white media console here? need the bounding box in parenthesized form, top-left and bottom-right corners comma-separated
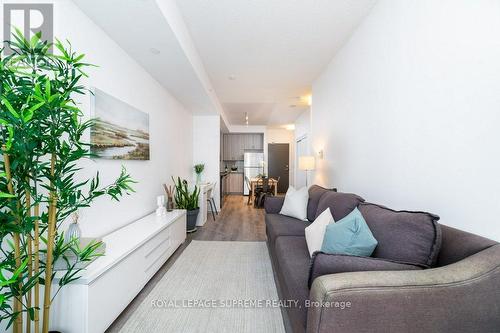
(50, 210, 187, 333)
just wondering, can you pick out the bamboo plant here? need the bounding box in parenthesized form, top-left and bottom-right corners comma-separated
(0, 30, 135, 332)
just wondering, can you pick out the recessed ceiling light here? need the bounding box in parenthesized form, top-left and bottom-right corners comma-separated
(150, 48, 160, 55)
(228, 75, 236, 80)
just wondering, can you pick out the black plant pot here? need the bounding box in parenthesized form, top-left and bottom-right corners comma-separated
(186, 208, 199, 233)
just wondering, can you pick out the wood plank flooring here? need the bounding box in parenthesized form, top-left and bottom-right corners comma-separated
(106, 195, 266, 332)
(193, 195, 266, 241)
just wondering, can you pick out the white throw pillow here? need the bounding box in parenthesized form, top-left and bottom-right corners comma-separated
(305, 208, 335, 257)
(279, 186, 309, 221)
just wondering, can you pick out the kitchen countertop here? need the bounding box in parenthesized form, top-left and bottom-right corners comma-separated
(221, 171, 243, 175)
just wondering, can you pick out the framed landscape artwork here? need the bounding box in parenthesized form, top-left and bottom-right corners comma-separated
(90, 88, 150, 160)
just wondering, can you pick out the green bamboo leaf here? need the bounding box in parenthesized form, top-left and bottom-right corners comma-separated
(74, 53, 86, 62)
(45, 79, 51, 100)
(30, 31, 41, 48)
(22, 101, 44, 122)
(1, 97, 20, 118)
(27, 100, 45, 113)
(12, 259, 29, 278)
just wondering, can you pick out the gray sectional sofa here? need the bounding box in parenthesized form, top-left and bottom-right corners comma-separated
(265, 185, 500, 333)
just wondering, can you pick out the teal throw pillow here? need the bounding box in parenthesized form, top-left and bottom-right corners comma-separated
(321, 208, 378, 256)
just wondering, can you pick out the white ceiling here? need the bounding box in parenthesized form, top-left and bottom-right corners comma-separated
(176, 0, 376, 125)
(73, 0, 376, 127)
(73, 0, 218, 116)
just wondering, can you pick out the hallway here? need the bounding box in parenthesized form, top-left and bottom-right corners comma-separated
(107, 195, 266, 331)
(195, 195, 266, 241)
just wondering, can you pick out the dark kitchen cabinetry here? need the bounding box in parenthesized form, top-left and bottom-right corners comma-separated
(222, 133, 263, 160)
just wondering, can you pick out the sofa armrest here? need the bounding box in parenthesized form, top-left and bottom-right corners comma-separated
(307, 244, 500, 333)
(308, 252, 422, 288)
(264, 196, 284, 214)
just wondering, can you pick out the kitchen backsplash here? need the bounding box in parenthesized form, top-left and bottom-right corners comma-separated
(221, 160, 244, 172)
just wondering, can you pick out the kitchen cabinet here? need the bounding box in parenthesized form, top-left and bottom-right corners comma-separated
(251, 134, 263, 150)
(223, 135, 231, 160)
(244, 134, 255, 149)
(222, 133, 264, 160)
(227, 173, 243, 194)
(231, 135, 242, 160)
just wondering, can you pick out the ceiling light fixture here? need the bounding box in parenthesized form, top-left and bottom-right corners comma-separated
(228, 74, 236, 80)
(306, 94, 312, 106)
(245, 112, 249, 126)
(150, 48, 160, 55)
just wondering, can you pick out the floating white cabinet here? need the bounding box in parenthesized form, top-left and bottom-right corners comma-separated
(49, 211, 187, 333)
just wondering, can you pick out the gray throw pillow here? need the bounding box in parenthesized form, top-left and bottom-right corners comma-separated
(307, 185, 330, 221)
(359, 203, 441, 268)
(314, 191, 365, 221)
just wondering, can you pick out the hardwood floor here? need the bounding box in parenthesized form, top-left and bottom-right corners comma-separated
(193, 194, 266, 241)
(106, 195, 266, 332)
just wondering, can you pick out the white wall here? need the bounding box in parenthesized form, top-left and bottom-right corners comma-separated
(2, 0, 194, 236)
(193, 115, 221, 208)
(311, 0, 500, 240)
(294, 110, 311, 142)
(294, 110, 312, 187)
(265, 128, 295, 188)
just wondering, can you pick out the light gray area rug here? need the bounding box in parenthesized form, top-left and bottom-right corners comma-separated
(120, 241, 285, 333)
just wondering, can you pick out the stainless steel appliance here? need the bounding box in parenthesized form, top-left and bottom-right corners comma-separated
(244, 150, 264, 195)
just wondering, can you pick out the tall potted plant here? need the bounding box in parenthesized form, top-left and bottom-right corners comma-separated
(0, 30, 135, 332)
(172, 177, 200, 232)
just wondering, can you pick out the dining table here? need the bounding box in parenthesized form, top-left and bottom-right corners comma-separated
(249, 177, 279, 204)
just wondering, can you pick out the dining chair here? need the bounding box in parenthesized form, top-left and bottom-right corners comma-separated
(206, 183, 218, 220)
(245, 176, 253, 205)
(271, 176, 280, 194)
(254, 178, 273, 208)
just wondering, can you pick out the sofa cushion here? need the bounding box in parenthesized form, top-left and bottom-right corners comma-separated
(359, 202, 441, 268)
(265, 213, 311, 246)
(314, 191, 365, 221)
(307, 185, 330, 221)
(274, 236, 310, 330)
(264, 196, 285, 214)
(307, 252, 422, 288)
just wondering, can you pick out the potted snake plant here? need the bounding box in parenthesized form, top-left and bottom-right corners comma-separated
(172, 177, 200, 232)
